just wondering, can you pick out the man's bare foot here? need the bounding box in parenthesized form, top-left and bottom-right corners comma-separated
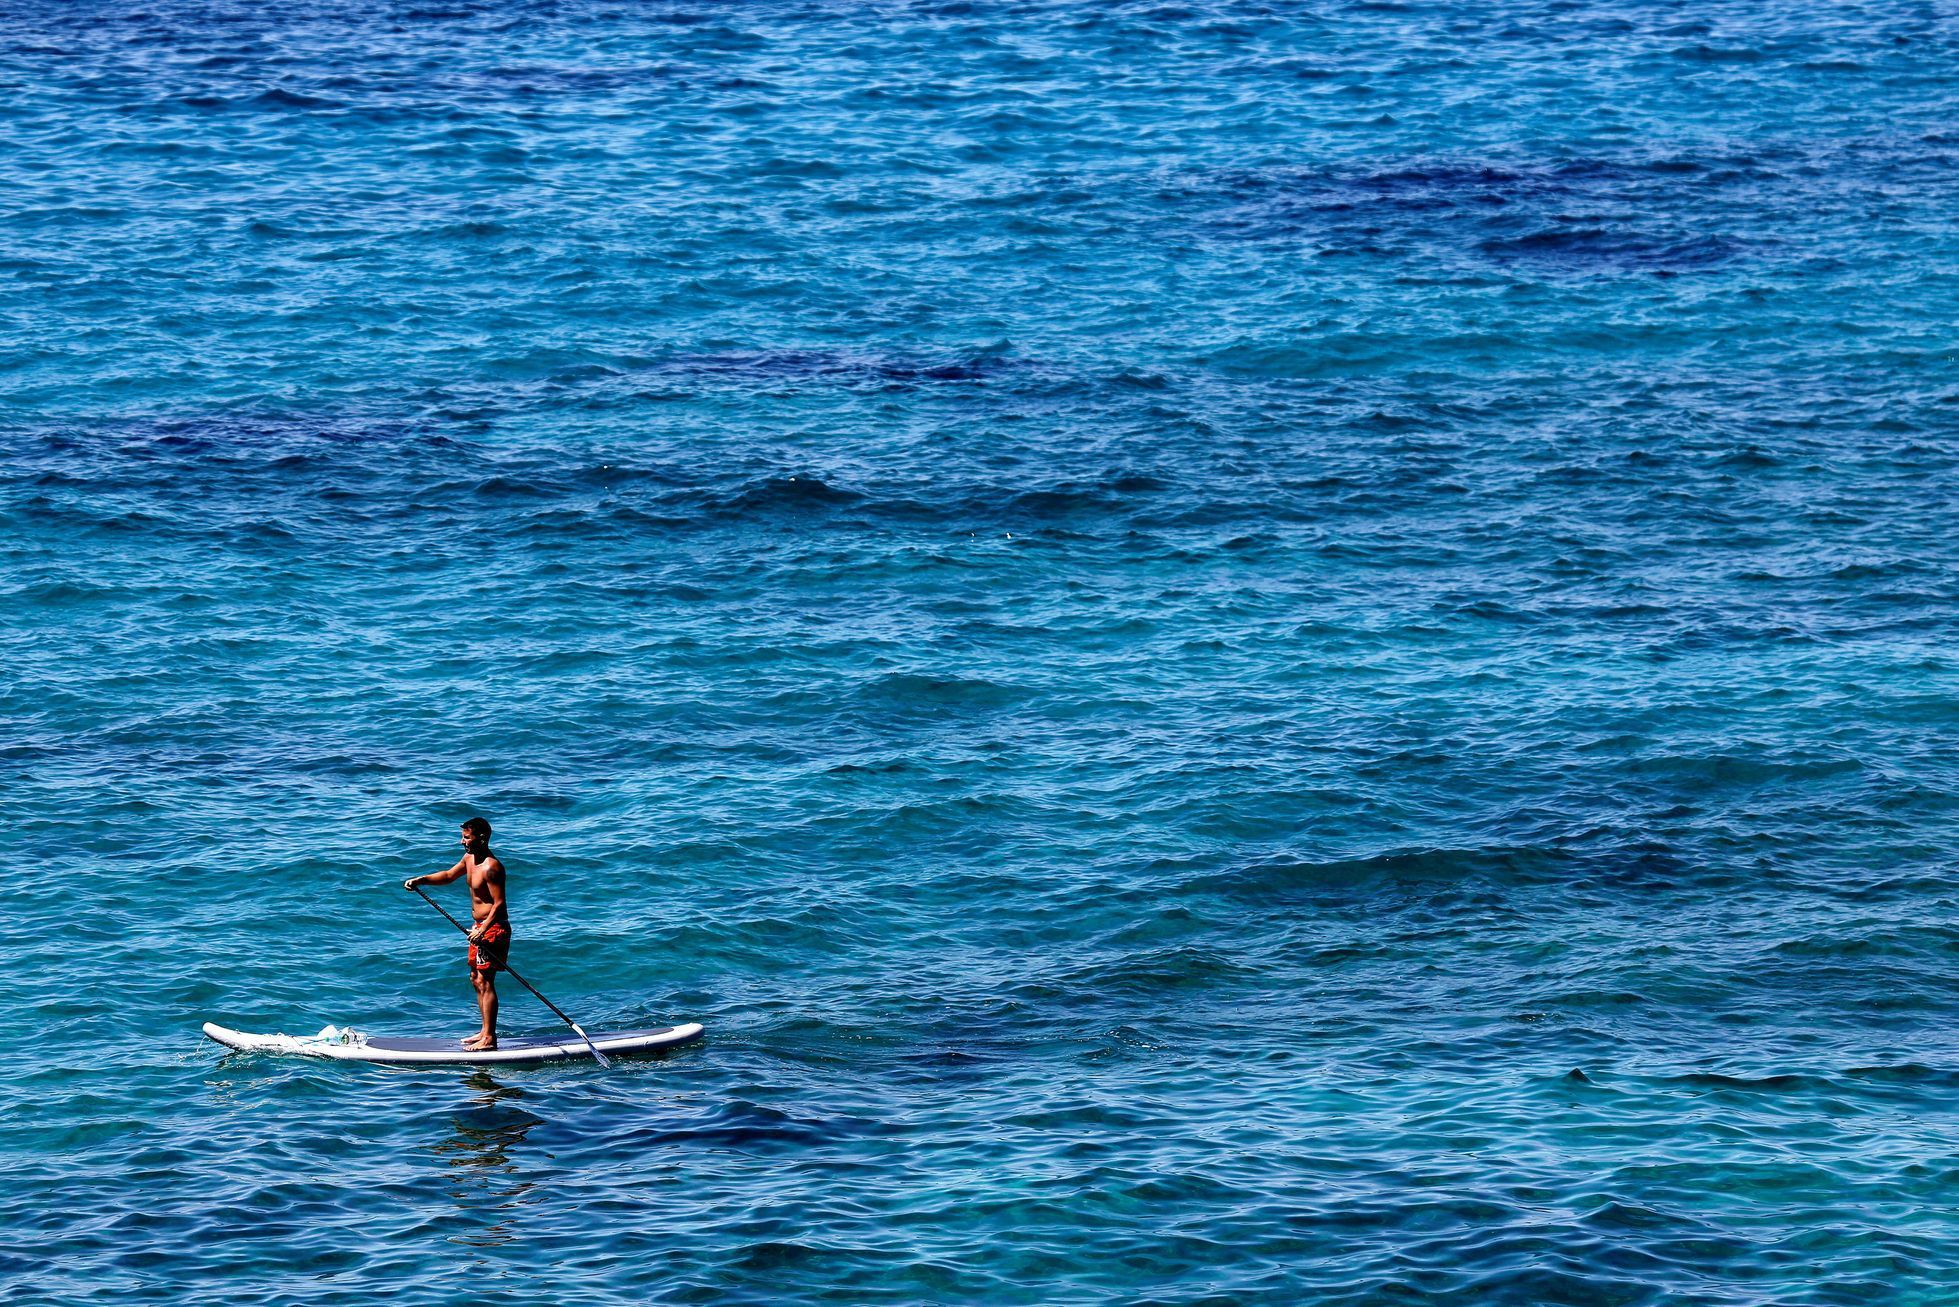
(460, 1033, 497, 1051)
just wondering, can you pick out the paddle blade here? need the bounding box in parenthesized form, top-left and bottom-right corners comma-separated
(571, 1024, 613, 1069)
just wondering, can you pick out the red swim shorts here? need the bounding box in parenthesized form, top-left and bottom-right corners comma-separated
(468, 922, 511, 973)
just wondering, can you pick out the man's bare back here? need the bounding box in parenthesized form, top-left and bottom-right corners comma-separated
(404, 817, 510, 1050)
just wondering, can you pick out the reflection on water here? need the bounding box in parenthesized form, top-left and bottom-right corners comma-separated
(431, 1071, 546, 1249)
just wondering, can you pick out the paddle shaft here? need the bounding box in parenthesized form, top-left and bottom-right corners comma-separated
(409, 884, 612, 1068)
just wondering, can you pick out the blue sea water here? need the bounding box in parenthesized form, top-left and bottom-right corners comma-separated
(3, 0, 1958, 1301)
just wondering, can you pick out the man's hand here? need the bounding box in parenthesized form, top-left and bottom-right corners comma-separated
(402, 877, 421, 891)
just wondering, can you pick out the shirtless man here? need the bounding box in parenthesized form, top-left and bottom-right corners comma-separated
(403, 816, 510, 1051)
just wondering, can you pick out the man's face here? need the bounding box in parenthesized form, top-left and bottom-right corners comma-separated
(460, 827, 484, 853)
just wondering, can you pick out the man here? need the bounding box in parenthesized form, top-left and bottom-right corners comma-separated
(404, 816, 510, 1051)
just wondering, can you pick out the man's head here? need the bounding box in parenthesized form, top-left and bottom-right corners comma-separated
(460, 816, 492, 851)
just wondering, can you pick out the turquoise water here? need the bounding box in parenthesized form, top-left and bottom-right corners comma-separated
(4, 1, 1959, 1301)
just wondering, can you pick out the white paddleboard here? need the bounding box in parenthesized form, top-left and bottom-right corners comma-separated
(202, 1020, 703, 1066)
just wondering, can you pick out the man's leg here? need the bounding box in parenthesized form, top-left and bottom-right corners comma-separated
(465, 969, 498, 1049)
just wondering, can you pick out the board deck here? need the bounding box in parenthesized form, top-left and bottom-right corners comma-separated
(202, 1020, 703, 1065)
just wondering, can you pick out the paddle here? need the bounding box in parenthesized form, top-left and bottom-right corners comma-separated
(405, 883, 612, 1069)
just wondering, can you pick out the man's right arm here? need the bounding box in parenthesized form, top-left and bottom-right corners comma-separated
(404, 859, 466, 890)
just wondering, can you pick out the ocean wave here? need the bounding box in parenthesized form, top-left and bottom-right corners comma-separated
(1184, 846, 1576, 902)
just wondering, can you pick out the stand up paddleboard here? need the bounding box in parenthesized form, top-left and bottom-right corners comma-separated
(202, 1021, 703, 1066)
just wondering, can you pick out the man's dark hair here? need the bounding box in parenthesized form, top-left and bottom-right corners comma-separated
(461, 816, 492, 841)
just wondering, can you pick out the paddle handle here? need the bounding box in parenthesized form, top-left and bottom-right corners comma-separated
(408, 883, 612, 1069)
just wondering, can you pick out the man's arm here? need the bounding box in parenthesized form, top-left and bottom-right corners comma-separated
(403, 858, 466, 891)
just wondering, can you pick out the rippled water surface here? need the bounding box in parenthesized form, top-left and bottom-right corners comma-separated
(4, 1, 1958, 1302)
